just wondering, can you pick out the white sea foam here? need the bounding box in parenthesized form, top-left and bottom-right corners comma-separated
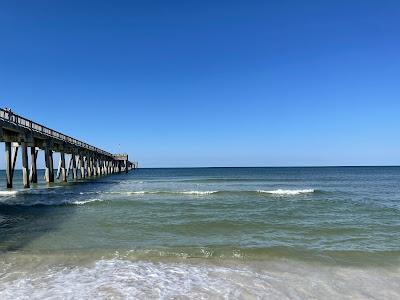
(71, 198, 104, 205)
(0, 259, 399, 300)
(125, 191, 153, 195)
(180, 191, 218, 195)
(257, 189, 315, 195)
(0, 191, 19, 196)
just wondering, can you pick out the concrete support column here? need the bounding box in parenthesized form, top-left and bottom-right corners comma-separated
(84, 157, 88, 177)
(49, 150, 54, 182)
(21, 142, 30, 188)
(45, 148, 50, 183)
(66, 154, 72, 179)
(87, 156, 92, 177)
(45, 148, 54, 183)
(97, 159, 101, 176)
(5, 142, 14, 188)
(82, 156, 86, 178)
(92, 158, 95, 176)
(87, 157, 90, 177)
(91, 158, 95, 176)
(92, 158, 96, 176)
(72, 153, 77, 180)
(79, 155, 85, 179)
(30, 147, 38, 183)
(60, 152, 67, 182)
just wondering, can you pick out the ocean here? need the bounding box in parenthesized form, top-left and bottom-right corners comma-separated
(0, 167, 399, 299)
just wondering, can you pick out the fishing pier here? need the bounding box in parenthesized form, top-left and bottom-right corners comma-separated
(0, 108, 137, 189)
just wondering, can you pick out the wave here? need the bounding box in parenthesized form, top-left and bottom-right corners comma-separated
(0, 186, 65, 197)
(179, 191, 218, 195)
(257, 189, 315, 195)
(104, 189, 316, 196)
(175, 178, 303, 183)
(101, 189, 315, 196)
(70, 198, 105, 205)
(0, 191, 18, 196)
(0, 188, 318, 206)
(0, 197, 106, 207)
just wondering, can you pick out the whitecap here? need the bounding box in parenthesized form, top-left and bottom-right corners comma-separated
(70, 198, 104, 205)
(179, 191, 218, 195)
(257, 189, 315, 195)
(0, 190, 18, 196)
(125, 191, 151, 195)
(0, 190, 20, 202)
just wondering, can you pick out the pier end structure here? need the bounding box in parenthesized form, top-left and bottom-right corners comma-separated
(113, 154, 138, 174)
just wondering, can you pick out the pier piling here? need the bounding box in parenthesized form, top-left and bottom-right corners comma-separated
(60, 152, 67, 182)
(21, 142, 29, 188)
(5, 142, 13, 188)
(72, 154, 78, 180)
(30, 147, 38, 183)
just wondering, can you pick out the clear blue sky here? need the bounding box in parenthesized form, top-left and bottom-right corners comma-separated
(1, 1, 400, 167)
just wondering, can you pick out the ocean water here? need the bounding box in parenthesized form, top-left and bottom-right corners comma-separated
(0, 167, 399, 299)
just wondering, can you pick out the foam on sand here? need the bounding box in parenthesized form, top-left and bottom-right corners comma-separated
(0, 259, 398, 300)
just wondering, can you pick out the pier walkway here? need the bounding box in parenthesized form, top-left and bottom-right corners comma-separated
(0, 108, 137, 188)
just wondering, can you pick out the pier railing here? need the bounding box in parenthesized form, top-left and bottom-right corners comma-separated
(0, 108, 113, 157)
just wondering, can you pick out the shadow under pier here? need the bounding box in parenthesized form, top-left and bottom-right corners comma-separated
(0, 201, 77, 252)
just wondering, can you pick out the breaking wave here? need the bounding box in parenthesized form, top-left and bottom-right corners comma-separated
(70, 198, 105, 205)
(98, 189, 315, 196)
(257, 189, 315, 195)
(0, 188, 318, 206)
(0, 191, 18, 197)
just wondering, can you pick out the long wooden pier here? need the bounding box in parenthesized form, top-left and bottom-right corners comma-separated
(0, 108, 137, 189)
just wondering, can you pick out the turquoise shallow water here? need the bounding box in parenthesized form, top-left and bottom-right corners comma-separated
(1, 167, 400, 299)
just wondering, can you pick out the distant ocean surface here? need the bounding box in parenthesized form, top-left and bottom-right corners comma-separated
(0, 167, 399, 299)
